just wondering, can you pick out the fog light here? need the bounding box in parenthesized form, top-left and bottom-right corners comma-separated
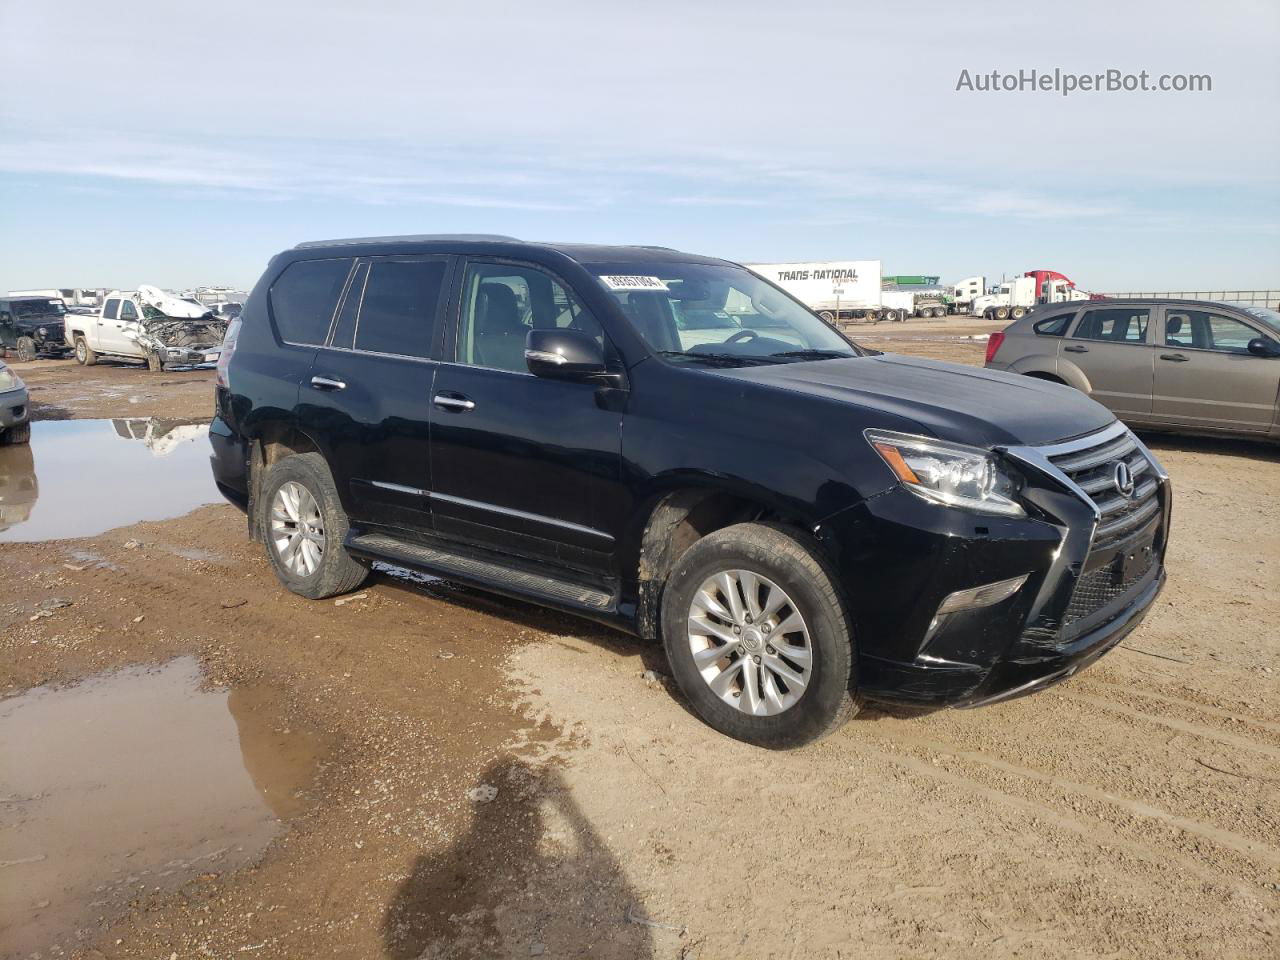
(936, 574, 1029, 615)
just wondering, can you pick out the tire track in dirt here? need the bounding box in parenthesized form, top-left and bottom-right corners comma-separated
(859, 728, 1280, 872)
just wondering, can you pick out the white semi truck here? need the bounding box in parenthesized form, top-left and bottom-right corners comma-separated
(971, 270, 1091, 320)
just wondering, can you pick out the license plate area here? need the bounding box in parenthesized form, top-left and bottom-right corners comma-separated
(1114, 536, 1154, 585)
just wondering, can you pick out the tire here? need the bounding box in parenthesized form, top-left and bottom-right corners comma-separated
(817, 310, 835, 323)
(661, 522, 859, 749)
(1010, 306, 1027, 319)
(889, 309, 905, 323)
(994, 306, 1011, 320)
(15, 337, 36, 362)
(258, 452, 369, 600)
(146, 350, 164, 373)
(932, 307, 946, 318)
(75, 337, 97, 366)
(0, 423, 31, 445)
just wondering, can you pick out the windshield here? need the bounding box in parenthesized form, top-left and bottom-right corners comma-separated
(1235, 305, 1280, 334)
(586, 262, 861, 364)
(13, 299, 66, 318)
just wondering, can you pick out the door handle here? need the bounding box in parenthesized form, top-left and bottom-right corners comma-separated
(1159, 353, 1189, 363)
(1063, 344, 1089, 353)
(433, 393, 475, 411)
(310, 375, 347, 390)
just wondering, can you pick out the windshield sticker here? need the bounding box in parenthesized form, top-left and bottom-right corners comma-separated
(599, 275, 669, 292)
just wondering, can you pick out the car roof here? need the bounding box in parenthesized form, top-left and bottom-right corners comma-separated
(289, 234, 732, 267)
(2, 295, 63, 303)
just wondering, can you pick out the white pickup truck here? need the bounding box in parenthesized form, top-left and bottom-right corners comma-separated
(64, 286, 226, 371)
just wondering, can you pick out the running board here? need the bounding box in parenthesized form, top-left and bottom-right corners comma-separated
(347, 532, 615, 611)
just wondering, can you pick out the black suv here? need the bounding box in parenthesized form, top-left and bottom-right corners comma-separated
(0, 297, 71, 361)
(210, 236, 1171, 747)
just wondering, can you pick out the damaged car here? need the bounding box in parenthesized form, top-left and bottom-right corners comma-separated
(64, 285, 227, 371)
(0, 296, 72, 361)
(0, 359, 30, 445)
(211, 236, 1173, 749)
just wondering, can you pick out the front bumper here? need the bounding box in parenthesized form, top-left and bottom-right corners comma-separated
(817, 423, 1171, 708)
(0, 386, 29, 429)
(162, 345, 221, 366)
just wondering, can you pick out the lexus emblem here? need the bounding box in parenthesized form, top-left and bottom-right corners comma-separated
(1113, 461, 1136, 498)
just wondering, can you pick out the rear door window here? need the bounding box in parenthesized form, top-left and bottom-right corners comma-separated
(270, 258, 354, 345)
(353, 258, 447, 359)
(1072, 307, 1150, 344)
(103, 299, 120, 320)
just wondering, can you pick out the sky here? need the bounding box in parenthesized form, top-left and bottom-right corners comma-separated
(1, 0, 1277, 294)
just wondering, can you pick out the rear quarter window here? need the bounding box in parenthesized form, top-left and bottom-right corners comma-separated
(1033, 313, 1073, 336)
(269, 258, 354, 345)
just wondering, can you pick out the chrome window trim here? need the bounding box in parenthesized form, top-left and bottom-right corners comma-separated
(311, 343, 438, 366)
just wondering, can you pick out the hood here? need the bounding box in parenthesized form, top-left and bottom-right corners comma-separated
(706, 353, 1115, 447)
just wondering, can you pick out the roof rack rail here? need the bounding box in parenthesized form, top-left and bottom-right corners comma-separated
(635, 245, 678, 252)
(294, 234, 521, 250)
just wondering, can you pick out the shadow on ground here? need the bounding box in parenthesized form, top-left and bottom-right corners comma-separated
(382, 759, 655, 959)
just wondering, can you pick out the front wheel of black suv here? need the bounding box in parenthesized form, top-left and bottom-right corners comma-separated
(661, 522, 859, 749)
(259, 452, 369, 600)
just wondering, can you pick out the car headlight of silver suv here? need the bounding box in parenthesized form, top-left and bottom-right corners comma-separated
(865, 429, 1024, 517)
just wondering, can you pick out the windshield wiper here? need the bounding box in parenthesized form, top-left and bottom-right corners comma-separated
(656, 351, 785, 366)
(770, 349, 859, 361)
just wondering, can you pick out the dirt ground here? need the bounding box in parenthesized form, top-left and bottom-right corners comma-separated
(13, 356, 216, 422)
(1, 333, 1277, 959)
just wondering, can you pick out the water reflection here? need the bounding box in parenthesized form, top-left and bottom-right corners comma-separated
(0, 417, 220, 542)
(0, 442, 37, 534)
(0, 658, 326, 956)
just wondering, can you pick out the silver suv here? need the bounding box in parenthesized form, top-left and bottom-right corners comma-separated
(985, 299, 1280, 441)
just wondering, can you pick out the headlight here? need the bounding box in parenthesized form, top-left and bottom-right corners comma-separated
(0, 364, 20, 391)
(866, 429, 1023, 517)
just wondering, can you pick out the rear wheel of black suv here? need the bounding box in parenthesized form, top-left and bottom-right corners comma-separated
(662, 522, 859, 749)
(259, 452, 369, 600)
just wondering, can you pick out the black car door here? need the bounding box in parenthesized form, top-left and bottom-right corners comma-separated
(428, 258, 626, 574)
(297, 255, 452, 532)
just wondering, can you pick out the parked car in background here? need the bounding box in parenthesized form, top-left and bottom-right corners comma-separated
(0, 296, 71, 361)
(0, 359, 31, 445)
(985, 299, 1280, 441)
(64, 287, 227, 371)
(211, 235, 1172, 748)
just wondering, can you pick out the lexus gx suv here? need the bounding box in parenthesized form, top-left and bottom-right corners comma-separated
(210, 236, 1171, 748)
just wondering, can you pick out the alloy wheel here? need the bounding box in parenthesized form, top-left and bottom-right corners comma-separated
(686, 569, 812, 716)
(270, 481, 326, 577)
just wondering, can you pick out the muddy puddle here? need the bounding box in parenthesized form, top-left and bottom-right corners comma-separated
(0, 418, 219, 543)
(0, 658, 326, 957)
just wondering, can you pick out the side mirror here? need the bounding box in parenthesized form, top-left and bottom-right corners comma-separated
(525, 328, 607, 380)
(1247, 337, 1280, 358)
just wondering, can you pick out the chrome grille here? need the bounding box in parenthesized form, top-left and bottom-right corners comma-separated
(1047, 428, 1161, 548)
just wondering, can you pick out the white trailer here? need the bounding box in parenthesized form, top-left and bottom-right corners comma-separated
(746, 260, 888, 322)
